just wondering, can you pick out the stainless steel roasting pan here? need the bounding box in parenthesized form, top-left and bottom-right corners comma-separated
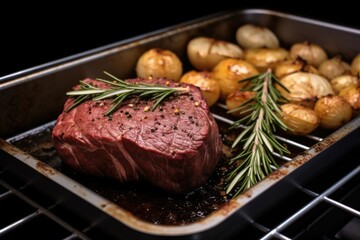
(0, 9, 359, 240)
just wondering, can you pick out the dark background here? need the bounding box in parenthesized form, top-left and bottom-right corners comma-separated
(1, 2, 358, 77)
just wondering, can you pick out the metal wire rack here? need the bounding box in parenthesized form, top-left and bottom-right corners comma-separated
(0, 171, 91, 240)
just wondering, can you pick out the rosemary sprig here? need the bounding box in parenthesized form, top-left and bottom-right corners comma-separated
(66, 72, 188, 115)
(226, 69, 290, 197)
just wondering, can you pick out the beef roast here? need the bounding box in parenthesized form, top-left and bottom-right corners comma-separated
(52, 78, 221, 193)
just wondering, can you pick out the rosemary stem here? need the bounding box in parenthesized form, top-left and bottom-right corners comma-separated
(261, 70, 270, 103)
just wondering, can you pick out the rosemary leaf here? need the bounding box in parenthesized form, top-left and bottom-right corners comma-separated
(231, 127, 252, 148)
(259, 130, 273, 152)
(103, 71, 127, 84)
(67, 89, 106, 96)
(243, 132, 256, 150)
(151, 90, 176, 110)
(95, 78, 128, 87)
(226, 166, 249, 194)
(66, 95, 91, 112)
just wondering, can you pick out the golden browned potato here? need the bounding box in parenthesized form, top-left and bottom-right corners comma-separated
(330, 75, 359, 94)
(226, 91, 256, 117)
(212, 59, 259, 101)
(290, 42, 328, 67)
(351, 53, 360, 76)
(244, 48, 288, 72)
(318, 56, 351, 79)
(236, 24, 279, 49)
(277, 72, 334, 108)
(136, 48, 183, 81)
(338, 85, 360, 116)
(275, 58, 318, 79)
(187, 37, 243, 71)
(180, 71, 220, 107)
(314, 96, 352, 129)
(280, 103, 320, 135)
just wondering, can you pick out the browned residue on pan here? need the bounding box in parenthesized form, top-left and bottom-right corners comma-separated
(242, 188, 253, 198)
(267, 168, 289, 180)
(71, 184, 88, 198)
(36, 161, 56, 176)
(0, 139, 19, 155)
(314, 137, 335, 153)
(216, 199, 242, 216)
(214, 189, 253, 216)
(289, 152, 312, 167)
(103, 203, 138, 222)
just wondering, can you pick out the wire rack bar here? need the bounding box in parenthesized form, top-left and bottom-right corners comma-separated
(323, 196, 360, 217)
(0, 211, 40, 236)
(260, 164, 360, 240)
(0, 179, 91, 240)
